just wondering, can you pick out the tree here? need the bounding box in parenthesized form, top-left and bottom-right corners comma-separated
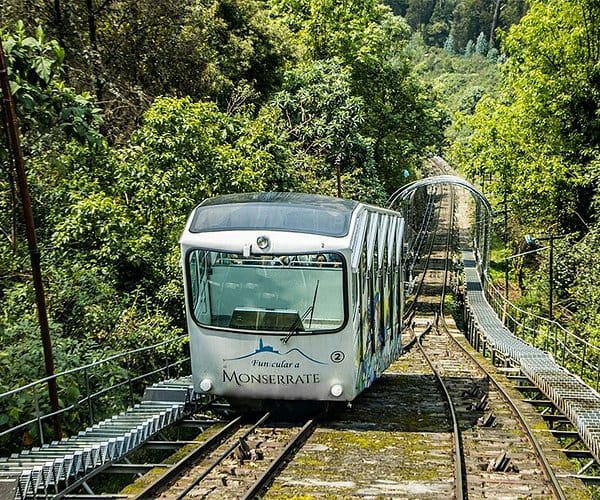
(475, 31, 487, 55)
(454, 0, 600, 231)
(274, 0, 445, 193)
(450, 0, 600, 342)
(444, 32, 456, 54)
(271, 59, 383, 200)
(2, 0, 298, 137)
(464, 39, 474, 56)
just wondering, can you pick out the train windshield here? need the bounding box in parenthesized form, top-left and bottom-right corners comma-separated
(187, 251, 345, 333)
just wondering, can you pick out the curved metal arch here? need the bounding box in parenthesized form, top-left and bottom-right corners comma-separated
(387, 174, 493, 275)
(387, 175, 492, 214)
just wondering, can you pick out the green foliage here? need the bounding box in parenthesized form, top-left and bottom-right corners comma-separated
(464, 39, 474, 56)
(449, 0, 600, 350)
(102, 0, 296, 103)
(451, 0, 600, 228)
(563, 228, 600, 339)
(274, 0, 445, 190)
(272, 60, 373, 188)
(443, 33, 456, 54)
(389, 0, 527, 51)
(1, 23, 102, 146)
(412, 43, 501, 148)
(0, 3, 447, 448)
(474, 31, 487, 55)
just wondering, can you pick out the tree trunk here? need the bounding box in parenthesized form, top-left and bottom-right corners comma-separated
(489, 0, 502, 47)
(86, 0, 104, 102)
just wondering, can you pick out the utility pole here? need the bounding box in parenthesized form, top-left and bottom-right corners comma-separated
(525, 233, 564, 322)
(0, 40, 62, 438)
(335, 155, 342, 197)
(503, 189, 508, 300)
(548, 234, 554, 321)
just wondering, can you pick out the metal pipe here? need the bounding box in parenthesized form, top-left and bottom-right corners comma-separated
(549, 234, 554, 321)
(504, 190, 508, 300)
(335, 155, 342, 197)
(0, 38, 62, 438)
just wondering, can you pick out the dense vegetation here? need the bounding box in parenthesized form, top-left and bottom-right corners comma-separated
(399, 0, 600, 352)
(449, 0, 600, 342)
(0, 0, 445, 435)
(2, 0, 600, 439)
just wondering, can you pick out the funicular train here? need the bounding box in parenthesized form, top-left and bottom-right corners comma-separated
(180, 192, 406, 403)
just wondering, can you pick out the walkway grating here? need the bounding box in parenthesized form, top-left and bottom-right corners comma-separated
(462, 250, 600, 463)
(0, 377, 195, 499)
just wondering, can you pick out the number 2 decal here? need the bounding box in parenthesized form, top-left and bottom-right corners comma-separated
(330, 351, 345, 363)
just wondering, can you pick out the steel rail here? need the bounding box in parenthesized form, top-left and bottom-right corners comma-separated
(241, 417, 318, 500)
(406, 188, 437, 268)
(436, 190, 567, 500)
(441, 312, 568, 500)
(412, 186, 466, 500)
(175, 412, 271, 499)
(403, 187, 442, 322)
(415, 335, 465, 500)
(133, 416, 243, 499)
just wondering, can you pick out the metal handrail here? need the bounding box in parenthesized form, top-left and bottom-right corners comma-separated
(482, 274, 600, 390)
(0, 335, 187, 399)
(0, 334, 190, 450)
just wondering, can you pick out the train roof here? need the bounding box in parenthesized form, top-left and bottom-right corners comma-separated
(189, 192, 359, 237)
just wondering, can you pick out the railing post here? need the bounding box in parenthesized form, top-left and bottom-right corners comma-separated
(562, 328, 568, 366)
(581, 343, 587, 378)
(165, 350, 170, 379)
(85, 367, 94, 426)
(127, 355, 135, 406)
(553, 324, 558, 359)
(33, 388, 44, 446)
(596, 356, 600, 391)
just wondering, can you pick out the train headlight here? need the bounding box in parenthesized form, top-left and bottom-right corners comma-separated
(256, 235, 270, 249)
(330, 384, 344, 397)
(199, 378, 213, 392)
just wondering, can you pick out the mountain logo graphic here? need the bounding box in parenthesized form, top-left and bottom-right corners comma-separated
(224, 338, 326, 364)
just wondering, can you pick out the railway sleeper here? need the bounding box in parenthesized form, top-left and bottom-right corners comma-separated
(477, 411, 497, 428)
(487, 450, 518, 473)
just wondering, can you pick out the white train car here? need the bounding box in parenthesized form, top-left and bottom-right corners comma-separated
(180, 192, 405, 402)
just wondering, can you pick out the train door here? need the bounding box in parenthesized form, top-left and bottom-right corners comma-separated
(396, 219, 405, 334)
(377, 215, 389, 352)
(387, 217, 397, 343)
(366, 212, 378, 357)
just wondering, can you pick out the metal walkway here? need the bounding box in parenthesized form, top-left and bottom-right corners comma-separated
(462, 250, 600, 464)
(0, 377, 196, 499)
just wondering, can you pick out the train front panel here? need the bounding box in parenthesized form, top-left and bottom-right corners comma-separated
(183, 248, 359, 401)
(189, 326, 357, 401)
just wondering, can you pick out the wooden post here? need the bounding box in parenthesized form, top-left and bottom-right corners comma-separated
(0, 39, 62, 439)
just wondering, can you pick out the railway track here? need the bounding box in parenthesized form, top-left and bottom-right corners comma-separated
(410, 185, 582, 499)
(128, 411, 317, 499)
(19, 175, 588, 499)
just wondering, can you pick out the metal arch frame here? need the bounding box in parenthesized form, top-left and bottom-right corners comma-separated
(387, 175, 493, 274)
(386, 175, 492, 212)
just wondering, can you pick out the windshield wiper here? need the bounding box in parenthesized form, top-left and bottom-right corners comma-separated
(281, 280, 319, 344)
(308, 279, 319, 329)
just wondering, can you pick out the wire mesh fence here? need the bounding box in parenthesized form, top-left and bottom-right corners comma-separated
(483, 276, 600, 391)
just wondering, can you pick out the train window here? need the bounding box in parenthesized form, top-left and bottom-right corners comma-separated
(187, 250, 345, 333)
(190, 202, 354, 237)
